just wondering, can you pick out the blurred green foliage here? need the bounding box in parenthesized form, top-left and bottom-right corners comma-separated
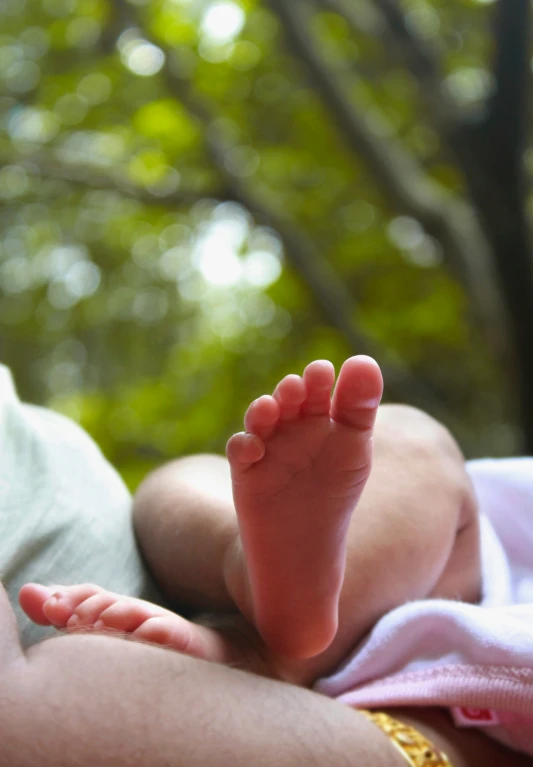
(0, 0, 519, 489)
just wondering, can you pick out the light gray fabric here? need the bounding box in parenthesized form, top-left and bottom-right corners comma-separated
(0, 365, 161, 647)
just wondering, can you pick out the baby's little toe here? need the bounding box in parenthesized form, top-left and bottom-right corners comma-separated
(226, 432, 265, 467)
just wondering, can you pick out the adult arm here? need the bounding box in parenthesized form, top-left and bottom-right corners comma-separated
(0, 589, 529, 767)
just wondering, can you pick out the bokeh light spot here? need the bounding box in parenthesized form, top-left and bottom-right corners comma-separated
(19, 27, 49, 58)
(64, 261, 101, 299)
(54, 93, 89, 125)
(6, 60, 40, 93)
(0, 257, 32, 293)
(133, 288, 169, 324)
(387, 216, 425, 250)
(122, 40, 165, 76)
(405, 5, 440, 40)
(0, 165, 29, 200)
(77, 73, 112, 105)
(197, 244, 243, 286)
(43, 0, 77, 16)
(66, 17, 101, 48)
(8, 106, 59, 143)
(445, 67, 494, 105)
(243, 251, 281, 287)
(224, 145, 260, 177)
(201, 1, 245, 44)
(230, 40, 261, 71)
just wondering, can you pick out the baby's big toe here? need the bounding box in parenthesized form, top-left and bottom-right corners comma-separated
(331, 356, 383, 430)
(44, 584, 106, 628)
(19, 583, 55, 626)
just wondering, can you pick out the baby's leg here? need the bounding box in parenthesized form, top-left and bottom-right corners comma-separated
(134, 360, 479, 664)
(121, 360, 481, 659)
(133, 356, 385, 658)
(132, 453, 239, 613)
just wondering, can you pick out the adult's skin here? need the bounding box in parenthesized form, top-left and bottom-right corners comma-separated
(0, 585, 529, 767)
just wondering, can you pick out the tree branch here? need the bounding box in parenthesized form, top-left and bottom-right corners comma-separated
(318, 0, 533, 445)
(163, 86, 441, 408)
(375, 0, 442, 87)
(315, 0, 468, 181)
(265, 0, 510, 366)
(450, 0, 533, 451)
(318, 0, 444, 105)
(0, 152, 217, 209)
(487, 0, 529, 184)
(110, 0, 452, 413)
(451, 0, 531, 234)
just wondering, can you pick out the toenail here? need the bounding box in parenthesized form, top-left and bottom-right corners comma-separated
(93, 620, 104, 630)
(68, 616, 79, 627)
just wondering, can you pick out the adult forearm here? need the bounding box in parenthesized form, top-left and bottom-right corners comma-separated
(0, 632, 527, 767)
(1, 632, 403, 767)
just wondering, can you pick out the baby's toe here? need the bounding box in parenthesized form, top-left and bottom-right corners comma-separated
(226, 432, 265, 467)
(66, 591, 118, 629)
(302, 360, 335, 416)
(19, 583, 55, 626)
(96, 599, 158, 633)
(133, 615, 195, 652)
(42, 584, 106, 628)
(243, 395, 280, 440)
(273, 374, 306, 421)
(134, 615, 249, 668)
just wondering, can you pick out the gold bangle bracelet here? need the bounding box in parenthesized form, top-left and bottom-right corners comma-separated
(359, 710, 453, 767)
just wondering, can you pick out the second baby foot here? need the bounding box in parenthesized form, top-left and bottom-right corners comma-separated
(225, 355, 383, 659)
(19, 582, 248, 667)
(19, 582, 320, 683)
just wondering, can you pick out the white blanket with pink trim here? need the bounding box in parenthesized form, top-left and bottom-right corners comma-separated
(316, 458, 533, 755)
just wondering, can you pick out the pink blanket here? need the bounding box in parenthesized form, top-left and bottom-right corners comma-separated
(316, 458, 533, 755)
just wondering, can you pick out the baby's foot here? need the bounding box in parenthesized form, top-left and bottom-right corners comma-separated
(19, 583, 246, 666)
(225, 356, 383, 659)
(19, 582, 317, 684)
